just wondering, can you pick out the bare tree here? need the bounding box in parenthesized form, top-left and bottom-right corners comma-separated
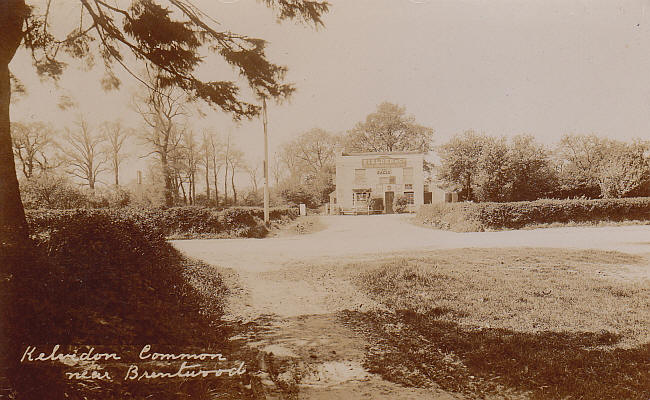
(11, 121, 57, 178)
(209, 133, 223, 207)
(101, 121, 130, 186)
(222, 133, 232, 204)
(135, 67, 188, 206)
(60, 117, 107, 190)
(181, 129, 199, 205)
(245, 161, 261, 193)
(228, 149, 244, 205)
(200, 131, 212, 202)
(271, 151, 284, 187)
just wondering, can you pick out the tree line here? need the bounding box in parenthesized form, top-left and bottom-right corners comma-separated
(14, 96, 648, 210)
(438, 131, 650, 202)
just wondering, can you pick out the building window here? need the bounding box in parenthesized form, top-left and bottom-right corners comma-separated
(403, 167, 413, 184)
(404, 191, 414, 204)
(405, 183, 413, 190)
(354, 169, 366, 185)
(389, 176, 396, 184)
(353, 191, 370, 205)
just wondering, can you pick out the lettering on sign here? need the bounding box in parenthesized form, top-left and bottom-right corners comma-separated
(362, 157, 406, 168)
(377, 169, 392, 175)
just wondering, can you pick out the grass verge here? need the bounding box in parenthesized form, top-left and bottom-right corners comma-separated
(339, 248, 650, 399)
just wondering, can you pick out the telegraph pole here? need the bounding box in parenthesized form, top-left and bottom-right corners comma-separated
(262, 97, 270, 225)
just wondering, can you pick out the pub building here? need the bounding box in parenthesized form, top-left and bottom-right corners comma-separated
(331, 151, 426, 214)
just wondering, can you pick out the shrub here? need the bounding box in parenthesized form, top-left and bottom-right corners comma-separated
(8, 210, 226, 346)
(20, 174, 89, 209)
(394, 195, 410, 213)
(26, 206, 299, 240)
(416, 197, 650, 231)
(2, 210, 234, 398)
(279, 184, 320, 208)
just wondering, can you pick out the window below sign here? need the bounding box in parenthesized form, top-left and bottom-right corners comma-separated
(353, 192, 370, 205)
(404, 191, 415, 205)
(405, 183, 413, 190)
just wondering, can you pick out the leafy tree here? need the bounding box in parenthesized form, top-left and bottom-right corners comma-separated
(346, 102, 434, 152)
(474, 136, 512, 202)
(439, 133, 556, 202)
(1, 0, 330, 244)
(508, 135, 556, 201)
(278, 127, 338, 202)
(437, 130, 487, 201)
(11, 121, 57, 178)
(554, 134, 610, 198)
(597, 140, 650, 198)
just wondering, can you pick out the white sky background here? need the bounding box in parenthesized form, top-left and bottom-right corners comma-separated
(9, 0, 650, 186)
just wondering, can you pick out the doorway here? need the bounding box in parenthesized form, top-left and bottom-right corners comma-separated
(384, 191, 394, 214)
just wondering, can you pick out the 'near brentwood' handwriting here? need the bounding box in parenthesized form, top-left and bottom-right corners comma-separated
(20, 345, 246, 381)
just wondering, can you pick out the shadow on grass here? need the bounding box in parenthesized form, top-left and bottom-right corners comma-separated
(341, 309, 650, 400)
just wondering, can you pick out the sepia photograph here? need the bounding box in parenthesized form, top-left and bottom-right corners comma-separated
(1, 0, 649, 398)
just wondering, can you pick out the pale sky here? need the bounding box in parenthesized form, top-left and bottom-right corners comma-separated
(9, 0, 650, 185)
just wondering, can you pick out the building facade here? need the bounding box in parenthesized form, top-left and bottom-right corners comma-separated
(333, 151, 425, 213)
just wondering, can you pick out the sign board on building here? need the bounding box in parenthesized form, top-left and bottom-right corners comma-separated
(362, 157, 406, 168)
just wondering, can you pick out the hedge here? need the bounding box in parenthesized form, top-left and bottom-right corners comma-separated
(26, 206, 299, 239)
(416, 197, 650, 231)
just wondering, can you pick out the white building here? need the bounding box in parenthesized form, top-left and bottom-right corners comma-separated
(332, 151, 425, 214)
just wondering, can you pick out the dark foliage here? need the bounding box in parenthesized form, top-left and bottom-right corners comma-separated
(0, 209, 276, 399)
(26, 206, 298, 239)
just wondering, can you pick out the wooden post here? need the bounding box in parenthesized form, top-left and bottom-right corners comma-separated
(262, 97, 269, 225)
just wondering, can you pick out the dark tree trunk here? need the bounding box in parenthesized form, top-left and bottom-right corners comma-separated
(114, 157, 119, 186)
(223, 162, 229, 205)
(0, 0, 29, 245)
(179, 180, 187, 204)
(231, 163, 237, 204)
(161, 154, 173, 206)
(205, 164, 210, 201)
(191, 171, 195, 205)
(213, 158, 219, 207)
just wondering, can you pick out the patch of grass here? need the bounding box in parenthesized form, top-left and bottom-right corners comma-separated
(341, 310, 650, 399)
(270, 215, 327, 237)
(341, 248, 650, 399)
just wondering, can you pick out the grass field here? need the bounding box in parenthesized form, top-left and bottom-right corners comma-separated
(328, 248, 650, 399)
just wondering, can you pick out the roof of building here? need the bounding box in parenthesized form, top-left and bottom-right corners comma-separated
(340, 150, 425, 156)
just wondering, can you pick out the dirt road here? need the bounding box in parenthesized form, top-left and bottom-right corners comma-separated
(171, 216, 650, 399)
(173, 215, 650, 273)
